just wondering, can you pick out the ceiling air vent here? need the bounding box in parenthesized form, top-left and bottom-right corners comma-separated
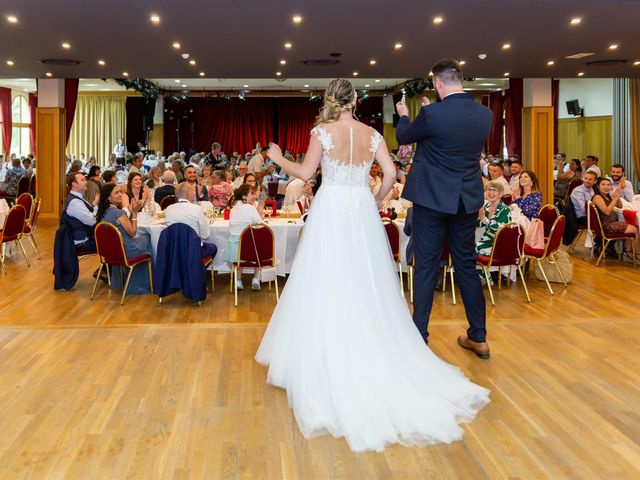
(39, 58, 83, 66)
(302, 59, 340, 66)
(585, 59, 627, 66)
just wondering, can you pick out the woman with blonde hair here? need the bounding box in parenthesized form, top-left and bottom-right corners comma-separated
(255, 79, 489, 452)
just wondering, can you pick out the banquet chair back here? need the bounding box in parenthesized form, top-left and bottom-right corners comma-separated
(587, 201, 636, 267)
(566, 178, 582, 199)
(16, 176, 30, 197)
(233, 224, 278, 306)
(16, 193, 39, 258)
(91, 221, 153, 305)
(29, 175, 36, 195)
(525, 215, 567, 295)
(538, 204, 559, 238)
(383, 218, 404, 297)
(501, 194, 513, 206)
(16, 193, 34, 220)
(160, 195, 177, 210)
(267, 182, 279, 199)
(0, 205, 30, 273)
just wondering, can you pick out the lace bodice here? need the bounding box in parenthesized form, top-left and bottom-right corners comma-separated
(311, 125, 382, 187)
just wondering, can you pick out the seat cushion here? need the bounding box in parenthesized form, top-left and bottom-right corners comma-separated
(127, 253, 151, 265)
(605, 232, 635, 239)
(476, 255, 491, 266)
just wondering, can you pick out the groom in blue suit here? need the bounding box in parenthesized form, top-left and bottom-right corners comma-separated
(396, 58, 493, 359)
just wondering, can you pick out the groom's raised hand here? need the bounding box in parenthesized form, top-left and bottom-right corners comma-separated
(395, 100, 408, 117)
(421, 96, 430, 107)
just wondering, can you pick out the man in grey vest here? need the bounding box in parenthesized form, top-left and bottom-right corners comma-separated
(62, 172, 99, 254)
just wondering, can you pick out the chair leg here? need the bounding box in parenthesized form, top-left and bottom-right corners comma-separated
(595, 239, 608, 266)
(17, 239, 30, 267)
(106, 264, 111, 287)
(274, 276, 279, 301)
(633, 239, 637, 268)
(498, 269, 502, 291)
(483, 267, 495, 306)
(229, 267, 233, 293)
(442, 266, 447, 292)
(147, 261, 154, 293)
(408, 265, 414, 304)
(233, 266, 238, 307)
(450, 267, 456, 305)
(90, 263, 104, 300)
(536, 258, 554, 295)
(517, 264, 531, 303)
(210, 265, 215, 292)
(27, 234, 40, 259)
(551, 253, 568, 287)
(398, 261, 404, 298)
(121, 266, 135, 305)
(569, 230, 583, 252)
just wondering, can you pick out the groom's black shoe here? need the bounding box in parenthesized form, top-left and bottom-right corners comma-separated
(457, 336, 490, 359)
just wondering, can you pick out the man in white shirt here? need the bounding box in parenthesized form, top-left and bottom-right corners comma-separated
(164, 182, 217, 259)
(129, 153, 144, 174)
(570, 171, 597, 226)
(232, 162, 249, 189)
(113, 138, 127, 157)
(247, 147, 269, 173)
(610, 164, 635, 202)
(283, 178, 314, 212)
(508, 160, 522, 193)
(488, 163, 512, 197)
(584, 155, 602, 178)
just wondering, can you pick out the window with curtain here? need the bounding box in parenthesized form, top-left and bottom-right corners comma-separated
(10, 95, 31, 156)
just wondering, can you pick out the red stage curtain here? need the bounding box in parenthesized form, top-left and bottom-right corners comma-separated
(0, 87, 12, 156)
(504, 78, 523, 158)
(277, 98, 320, 155)
(552, 79, 560, 154)
(28, 93, 37, 156)
(486, 91, 504, 155)
(64, 79, 79, 147)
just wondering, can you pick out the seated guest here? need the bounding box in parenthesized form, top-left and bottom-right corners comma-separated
(394, 160, 405, 183)
(146, 166, 163, 190)
(584, 155, 602, 178)
(22, 157, 34, 178)
(209, 170, 233, 208)
(247, 147, 269, 174)
(204, 142, 223, 167)
(488, 162, 511, 198)
(570, 171, 597, 227)
(84, 165, 102, 203)
(514, 170, 543, 220)
(508, 160, 522, 194)
(105, 153, 117, 171)
(369, 162, 382, 196)
(232, 162, 249, 189)
(102, 170, 117, 185)
(610, 164, 634, 202)
(96, 184, 150, 258)
(169, 156, 184, 183)
(129, 153, 144, 174)
(383, 181, 412, 213)
(164, 182, 217, 259)
(592, 178, 638, 236)
(188, 154, 203, 175)
(62, 172, 99, 253)
(184, 165, 208, 201)
(224, 170, 234, 184)
(155, 171, 177, 205)
(243, 173, 264, 204)
(476, 180, 511, 282)
(283, 178, 314, 212)
(554, 158, 581, 200)
(127, 172, 151, 205)
(222, 184, 263, 291)
(201, 165, 214, 189)
(0, 157, 27, 196)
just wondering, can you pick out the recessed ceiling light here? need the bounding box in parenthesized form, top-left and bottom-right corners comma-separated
(609, 44, 618, 50)
(61, 42, 71, 49)
(284, 42, 292, 49)
(303, 84, 309, 87)
(364, 84, 370, 87)
(503, 72, 510, 77)
(280, 59, 287, 65)
(181, 53, 190, 59)
(45, 72, 52, 77)
(84, 83, 98, 87)
(634, 61, 640, 66)
(98, 59, 106, 66)
(199, 71, 205, 76)
(578, 72, 584, 76)
(172, 42, 181, 49)
(433, 16, 443, 24)
(292, 15, 302, 24)
(243, 84, 249, 88)
(150, 14, 160, 24)
(369, 59, 377, 65)
(394, 43, 403, 50)
(122, 71, 128, 77)
(276, 71, 282, 76)
(570, 17, 581, 25)
(479, 83, 497, 86)
(374, 79, 380, 83)
(6, 15, 18, 23)
(189, 59, 196, 65)
(181, 84, 186, 88)
(6, 60, 14, 66)
(547, 60, 555, 66)
(174, 79, 181, 83)
(100, 89, 112, 92)
(502, 43, 511, 50)
(353, 71, 359, 76)
(459, 60, 466, 65)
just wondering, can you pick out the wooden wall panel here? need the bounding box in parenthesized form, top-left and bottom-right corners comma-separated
(522, 107, 554, 205)
(36, 108, 66, 220)
(148, 124, 164, 153)
(557, 116, 612, 172)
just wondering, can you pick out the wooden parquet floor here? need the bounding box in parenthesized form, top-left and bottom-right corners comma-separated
(0, 220, 639, 479)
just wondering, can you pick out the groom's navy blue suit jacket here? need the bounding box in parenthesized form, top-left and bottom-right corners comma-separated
(397, 93, 493, 215)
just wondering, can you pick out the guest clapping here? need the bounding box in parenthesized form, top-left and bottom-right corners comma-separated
(476, 181, 511, 280)
(592, 178, 638, 237)
(127, 172, 151, 205)
(514, 170, 543, 220)
(208, 170, 234, 208)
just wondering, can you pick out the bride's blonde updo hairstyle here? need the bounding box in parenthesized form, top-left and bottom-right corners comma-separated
(315, 79, 357, 125)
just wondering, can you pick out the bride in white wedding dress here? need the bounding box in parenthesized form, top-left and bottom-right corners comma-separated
(256, 79, 489, 452)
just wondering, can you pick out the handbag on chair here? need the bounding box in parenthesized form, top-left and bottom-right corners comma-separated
(249, 227, 277, 283)
(525, 219, 545, 250)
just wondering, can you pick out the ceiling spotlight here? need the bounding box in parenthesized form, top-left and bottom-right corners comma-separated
(181, 53, 190, 59)
(634, 61, 640, 66)
(433, 16, 443, 24)
(364, 84, 370, 87)
(394, 43, 403, 50)
(6, 60, 14, 66)
(547, 60, 555, 66)
(181, 84, 186, 88)
(280, 59, 287, 65)
(172, 42, 181, 49)
(46, 72, 52, 77)
(199, 72, 205, 76)
(374, 79, 381, 83)
(276, 72, 282, 76)
(353, 71, 359, 76)
(122, 71, 129, 77)
(459, 60, 466, 65)
(6, 15, 18, 23)
(98, 59, 106, 66)
(303, 84, 310, 87)
(292, 15, 302, 24)
(284, 42, 292, 49)
(502, 43, 511, 50)
(243, 84, 249, 88)
(478, 53, 487, 60)
(578, 72, 584, 76)
(609, 44, 618, 50)
(369, 59, 377, 65)
(174, 79, 181, 83)
(570, 17, 582, 25)
(150, 14, 160, 24)
(61, 42, 71, 49)
(189, 59, 196, 65)
(503, 72, 510, 77)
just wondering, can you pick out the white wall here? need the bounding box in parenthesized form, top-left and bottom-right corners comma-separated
(558, 78, 613, 118)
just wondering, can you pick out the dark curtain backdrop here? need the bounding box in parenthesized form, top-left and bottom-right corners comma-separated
(504, 78, 523, 158)
(486, 91, 504, 155)
(552, 79, 560, 154)
(126, 97, 145, 152)
(163, 96, 383, 156)
(0, 87, 12, 156)
(28, 93, 37, 156)
(64, 79, 79, 147)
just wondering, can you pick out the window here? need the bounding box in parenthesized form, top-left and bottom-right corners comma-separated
(10, 95, 31, 157)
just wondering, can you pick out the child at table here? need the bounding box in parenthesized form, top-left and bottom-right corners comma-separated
(222, 184, 263, 291)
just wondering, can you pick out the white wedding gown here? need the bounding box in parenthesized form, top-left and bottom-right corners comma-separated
(256, 123, 490, 452)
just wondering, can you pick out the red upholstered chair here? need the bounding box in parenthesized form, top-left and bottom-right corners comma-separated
(29, 175, 36, 196)
(525, 215, 567, 295)
(160, 195, 177, 210)
(383, 218, 404, 297)
(267, 181, 279, 199)
(409, 240, 456, 305)
(501, 194, 513, 206)
(538, 204, 559, 238)
(566, 178, 583, 199)
(623, 209, 638, 228)
(0, 204, 30, 273)
(587, 201, 636, 267)
(90, 221, 154, 305)
(24, 197, 41, 258)
(16, 193, 39, 259)
(569, 201, 589, 252)
(232, 224, 278, 307)
(476, 222, 530, 306)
